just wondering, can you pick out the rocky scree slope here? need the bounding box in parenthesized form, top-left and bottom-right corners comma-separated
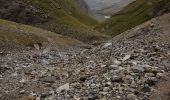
(0, 0, 109, 44)
(0, 14, 170, 100)
(96, 0, 170, 37)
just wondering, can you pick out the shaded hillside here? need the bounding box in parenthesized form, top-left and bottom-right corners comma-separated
(0, 0, 109, 43)
(0, 19, 83, 50)
(95, 0, 170, 36)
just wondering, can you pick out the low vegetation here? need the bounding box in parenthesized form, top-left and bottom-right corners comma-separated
(96, 0, 170, 36)
(0, 19, 83, 48)
(0, 0, 110, 44)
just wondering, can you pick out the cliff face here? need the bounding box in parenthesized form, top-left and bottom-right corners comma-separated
(0, 0, 49, 24)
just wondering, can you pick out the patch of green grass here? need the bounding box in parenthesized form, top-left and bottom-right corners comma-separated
(0, 19, 83, 47)
(96, 0, 170, 36)
(16, 0, 109, 43)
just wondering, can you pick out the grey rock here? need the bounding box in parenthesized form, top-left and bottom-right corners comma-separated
(40, 76, 57, 83)
(110, 75, 122, 83)
(127, 93, 137, 100)
(131, 65, 144, 73)
(57, 83, 70, 92)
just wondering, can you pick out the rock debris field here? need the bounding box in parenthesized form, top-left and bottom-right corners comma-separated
(0, 19, 170, 100)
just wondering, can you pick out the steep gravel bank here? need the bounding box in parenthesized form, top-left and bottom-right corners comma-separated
(0, 14, 170, 100)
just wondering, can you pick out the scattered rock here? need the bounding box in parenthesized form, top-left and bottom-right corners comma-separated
(40, 76, 57, 83)
(141, 86, 151, 93)
(20, 96, 35, 100)
(102, 42, 112, 48)
(131, 65, 144, 73)
(110, 75, 123, 83)
(127, 93, 137, 100)
(56, 83, 70, 92)
(122, 54, 131, 61)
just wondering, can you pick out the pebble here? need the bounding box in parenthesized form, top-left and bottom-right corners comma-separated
(56, 83, 70, 92)
(40, 76, 57, 83)
(110, 75, 122, 82)
(127, 94, 137, 100)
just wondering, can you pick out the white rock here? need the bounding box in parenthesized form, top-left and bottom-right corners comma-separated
(113, 60, 121, 65)
(127, 94, 137, 100)
(57, 83, 69, 92)
(103, 42, 112, 48)
(20, 78, 26, 83)
(34, 44, 40, 50)
(122, 54, 131, 61)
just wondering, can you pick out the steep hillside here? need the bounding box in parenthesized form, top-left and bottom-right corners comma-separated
(0, 19, 83, 51)
(0, 13, 170, 100)
(0, 0, 109, 43)
(96, 0, 170, 36)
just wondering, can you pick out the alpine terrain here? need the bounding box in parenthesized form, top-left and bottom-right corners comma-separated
(0, 0, 170, 100)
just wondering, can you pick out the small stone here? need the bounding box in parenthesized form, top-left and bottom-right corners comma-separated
(131, 65, 144, 73)
(40, 76, 57, 83)
(113, 60, 121, 65)
(105, 81, 112, 86)
(141, 86, 151, 93)
(146, 77, 157, 86)
(109, 65, 119, 70)
(19, 90, 25, 94)
(110, 75, 122, 83)
(103, 87, 110, 92)
(57, 83, 69, 92)
(34, 44, 40, 50)
(20, 96, 35, 100)
(122, 54, 131, 61)
(127, 94, 137, 100)
(103, 42, 112, 48)
(156, 73, 164, 79)
(20, 78, 26, 83)
(145, 73, 155, 77)
(101, 64, 106, 68)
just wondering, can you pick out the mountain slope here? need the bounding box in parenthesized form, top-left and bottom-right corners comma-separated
(0, 19, 83, 51)
(0, 0, 109, 43)
(95, 0, 170, 36)
(0, 13, 170, 100)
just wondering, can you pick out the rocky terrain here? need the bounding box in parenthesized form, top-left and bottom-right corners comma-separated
(0, 13, 170, 100)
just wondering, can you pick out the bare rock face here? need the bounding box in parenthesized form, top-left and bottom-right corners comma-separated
(0, 0, 49, 24)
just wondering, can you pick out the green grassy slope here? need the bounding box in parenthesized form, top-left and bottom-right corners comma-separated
(0, 19, 83, 49)
(2, 0, 109, 43)
(95, 0, 170, 36)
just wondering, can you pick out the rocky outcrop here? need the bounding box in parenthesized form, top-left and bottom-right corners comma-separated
(0, 0, 49, 24)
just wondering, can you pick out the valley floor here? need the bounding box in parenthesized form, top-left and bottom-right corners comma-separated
(0, 14, 170, 100)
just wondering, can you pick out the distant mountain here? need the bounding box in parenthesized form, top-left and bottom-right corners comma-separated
(95, 0, 170, 36)
(84, 0, 135, 21)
